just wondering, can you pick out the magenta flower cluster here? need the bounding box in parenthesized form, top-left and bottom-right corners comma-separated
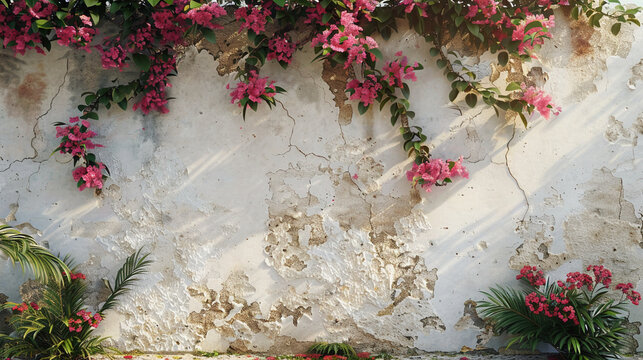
(311, 11, 379, 69)
(55, 117, 103, 158)
(406, 157, 469, 192)
(346, 75, 382, 106)
(228, 70, 276, 106)
(520, 83, 561, 120)
(268, 34, 296, 64)
(382, 52, 419, 88)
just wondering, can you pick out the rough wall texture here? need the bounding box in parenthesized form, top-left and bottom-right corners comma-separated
(1, 8, 642, 354)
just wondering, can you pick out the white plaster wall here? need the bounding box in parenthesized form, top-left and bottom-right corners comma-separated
(1, 9, 642, 354)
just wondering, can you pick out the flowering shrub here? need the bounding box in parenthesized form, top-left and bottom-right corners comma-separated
(228, 70, 286, 117)
(0, 249, 151, 360)
(0, 0, 639, 194)
(479, 265, 640, 359)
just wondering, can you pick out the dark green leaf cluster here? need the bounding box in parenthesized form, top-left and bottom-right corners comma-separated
(479, 279, 634, 359)
(308, 342, 357, 357)
(0, 248, 152, 360)
(0, 225, 70, 284)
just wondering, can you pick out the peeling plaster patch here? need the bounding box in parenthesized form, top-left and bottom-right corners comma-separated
(188, 274, 313, 353)
(453, 300, 493, 349)
(511, 215, 567, 270)
(563, 168, 642, 283)
(569, 19, 594, 57)
(605, 116, 632, 143)
(543, 187, 563, 208)
(263, 157, 441, 348)
(321, 60, 353, 125)
(514, 168, 642, 279)
(628, 58, 643, 90)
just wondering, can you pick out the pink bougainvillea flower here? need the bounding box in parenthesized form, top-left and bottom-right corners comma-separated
(520, 84, 561, 120)
(346, 74, 382, 106)
(406, 157, 468, 192)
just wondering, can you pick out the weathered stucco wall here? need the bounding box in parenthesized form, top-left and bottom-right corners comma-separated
(1, 8, 642, 354)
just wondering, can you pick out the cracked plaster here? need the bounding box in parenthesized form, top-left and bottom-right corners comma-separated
(1, 13, 643, 355)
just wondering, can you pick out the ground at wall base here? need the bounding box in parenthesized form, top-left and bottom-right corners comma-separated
(89, 354, 643, 360)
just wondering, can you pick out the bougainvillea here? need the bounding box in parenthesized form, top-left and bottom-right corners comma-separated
(480, 265, 640, 358)
(0, 0, 639, 193)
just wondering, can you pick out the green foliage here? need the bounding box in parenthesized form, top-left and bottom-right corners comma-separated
(479, 280, 633, 359)
(308, 342, 357, 357)
(0, 249, 152, 360)
(0, 224, 70, 284)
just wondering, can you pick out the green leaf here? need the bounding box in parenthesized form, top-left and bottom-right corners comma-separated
(90, 12, 100, 25)
(189, 0, 201, 8)
(465, 93, 477, 108)
(148, 0, 162, 6)
(446, 72, 458, 82)
(358, 102, 368, 115)
(455, 15, 465, 27)
(448, 88, 459, 102)
(369, 48, 383, 61)
(611, 22, 621, 35)
(322, 13, 332, 24)
(118, 99, 128, 110)
(25, 0, 37, 6)
(455, 81, 469, 91)
(506, 82, 522, 91)
(436, 59, 447, 69)
(523, 20, 543, 33)
(83, 0, 100, 6)
(498, 51, 509, 66)
(202, 28, 216, 43)
(273, 0, 286, 7)
(402, 83, 410, 99)
(132, 53, 152, 72)
(429, 47, 439, 57)
(466, 22, 484, 41)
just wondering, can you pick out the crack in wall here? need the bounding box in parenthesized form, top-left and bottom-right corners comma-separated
(503, 121, 529, 226)
(275, 100, 330, 161)
(0, 57, 69, 173)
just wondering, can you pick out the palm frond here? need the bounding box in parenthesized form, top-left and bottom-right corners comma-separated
(0, 224, 70, 283)
(99, 248, 152, 314)
(308, 342, 357, 357)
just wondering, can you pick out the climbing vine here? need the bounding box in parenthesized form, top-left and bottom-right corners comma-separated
(0, 0, 640, 192)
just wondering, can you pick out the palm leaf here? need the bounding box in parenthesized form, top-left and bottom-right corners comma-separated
(0, 224, 70, 283)
(99, 248, 152, 314)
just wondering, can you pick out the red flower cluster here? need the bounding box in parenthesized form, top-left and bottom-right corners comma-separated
(525, 291, 579, 325)
(268, 34, 296, 64)
(0, 0, 56, 55)
(587, 265, 612, 287)
(97, 37, 129, 71)
(616, 283, 641, 305)
(227, 70, 276, 106)
(235, 6, 270, 34)
(62, 271, 86, 280)
(55, 117, 102, 158)
(558, 271, 594, 291)
(68, 309, 102, 332)
(516, 265, 546, 286)
(133, 55, 177, 114)
(11, 302, 38, 312)
(55, 15, 96, 52)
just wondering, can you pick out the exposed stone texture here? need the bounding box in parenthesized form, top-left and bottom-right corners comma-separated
(1, 15, 643, 355)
